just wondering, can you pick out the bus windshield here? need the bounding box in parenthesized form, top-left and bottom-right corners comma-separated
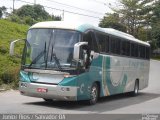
(22, 28, 81, 70)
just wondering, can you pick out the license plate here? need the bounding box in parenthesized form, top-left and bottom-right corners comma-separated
(37, 88, 48, 93)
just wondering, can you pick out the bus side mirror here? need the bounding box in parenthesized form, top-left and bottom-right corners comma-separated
(73, 42, 88, 61)
(9, 39, 25, 56)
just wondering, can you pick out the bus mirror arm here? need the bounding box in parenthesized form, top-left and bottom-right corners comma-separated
(9, 39, 25, 56)
(73, 42, 88, 61)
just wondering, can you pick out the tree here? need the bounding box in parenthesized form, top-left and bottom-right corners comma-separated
(151, 0, 160, 23)
(0, 6, 7, 18)
(51, 15, 62, 21)
(106, 0, 154, 39)
(15, 4, 50, 21)
(10, 4, 61, 25)
(99, 13, 127, 32)
(0, 10, 2, 18)
(151, 0, 160, 48)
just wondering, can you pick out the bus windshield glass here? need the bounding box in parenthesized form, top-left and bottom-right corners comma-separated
(22, 28, 81, 70)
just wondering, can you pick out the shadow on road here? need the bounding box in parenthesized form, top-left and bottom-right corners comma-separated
(24, 92, 160, 113)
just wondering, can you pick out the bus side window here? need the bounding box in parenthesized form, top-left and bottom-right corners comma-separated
(115, 38, 121, 55)
(135, 43, 138, 57)
(106, 35, 109, 53)
(121, 40, 126, 56)
(139, 45, 145, 59)
(142, 46, 146, 58)
(126, 41, 130, 56)
(110, 36, 116, 54)
(83, 32, 92, 50)
(131, 43, 135, 57)
(138, 45, 140, 58)
(146, 47, 150, 59)
(96, 32, 106, 53)
(121, 40, 130, 56)
(83, 31, 98, 52)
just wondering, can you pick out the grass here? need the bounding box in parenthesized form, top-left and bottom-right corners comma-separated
(152, 56, 160, 61)
(0, 19, 29, 90)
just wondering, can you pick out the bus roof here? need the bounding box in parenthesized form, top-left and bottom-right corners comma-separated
(102, 28, 150, 46)
(30, 21, 150, 46)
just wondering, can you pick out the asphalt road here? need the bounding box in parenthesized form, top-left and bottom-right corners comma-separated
(0, 60, 160, 119)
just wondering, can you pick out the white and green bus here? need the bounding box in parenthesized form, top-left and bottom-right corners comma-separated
(10, 21, 150, 105)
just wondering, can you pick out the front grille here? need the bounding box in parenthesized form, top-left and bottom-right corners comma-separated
(31, 81, 58, 85)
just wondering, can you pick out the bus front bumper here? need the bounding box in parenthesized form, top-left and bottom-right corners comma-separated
(19, 82, 78, 101)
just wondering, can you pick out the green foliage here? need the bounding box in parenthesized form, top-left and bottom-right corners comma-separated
(16, 4, 50, 21)
(23, 16, 35, 25)
(0, 6, 7, 18)
(8, 4, 61, 25)
(8, 14, 36, 25)
(99, 13, 127, 32)
(0, 19, 28, 88)
(151, 0, 160, 48)
(137, 28, 151, 42)
(152, 56, 160, 61)
(104, 0, 154, 39)
(152, 1, 160, 22)
(8, 14, 21, 23)
(0, 80, 2, 86)
(0, 45, 7, 54)
(151, 22, 160, 48)
(0, 10, 2, 18)
(51, 15, 62, 21)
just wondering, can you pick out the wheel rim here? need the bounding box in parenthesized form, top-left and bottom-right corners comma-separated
(91, 86, 98, 103)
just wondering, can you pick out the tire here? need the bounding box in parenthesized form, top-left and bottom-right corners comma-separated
(131, 80, 139, 96)
(43, 98, 53, 102)
(88, 83, 99, 105)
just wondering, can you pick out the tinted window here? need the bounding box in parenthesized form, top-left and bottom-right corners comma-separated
(131, 43, 135, 57)
(96, 32, 106, 53)
(110, 36, 121, 55)
(110, 36, 116, 54)
(126, 41, 130, 56)
(106, 35, 109, 53)
(139, 45, 145, 58)
(121, 40, 130, 56)
(96, 32, 110, 53)
(135, 44, 138, 57)
(146, 47, 150, 59)
(115, 38, 121, 54)
(131, 43, 138, 57)
(83, 31, 98, 52)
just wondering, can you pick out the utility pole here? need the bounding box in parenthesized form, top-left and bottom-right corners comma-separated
(62, 10, 64, 21)
(13, 0, 15, 12)
(34, 0, 36, 4)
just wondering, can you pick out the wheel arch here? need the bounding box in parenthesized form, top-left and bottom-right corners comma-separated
(94, 81, 101, 98)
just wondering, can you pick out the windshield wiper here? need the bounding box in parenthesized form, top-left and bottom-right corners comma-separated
(28, 42, 46, 68)
(50, 44, 62, 70)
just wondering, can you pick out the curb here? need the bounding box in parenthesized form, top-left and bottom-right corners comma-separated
(0, 89, 5, 92)
(151, 59, 160, 62)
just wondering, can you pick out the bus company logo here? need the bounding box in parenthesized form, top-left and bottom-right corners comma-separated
(142, 114, 159, 120)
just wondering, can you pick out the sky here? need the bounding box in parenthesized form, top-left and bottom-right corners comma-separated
(0, 0, 117, 26)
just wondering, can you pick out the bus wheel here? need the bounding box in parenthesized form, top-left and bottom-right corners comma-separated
(88, 83, 99, 105)
(43, 98, 53, 102)
(131, 80, 139, 96)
